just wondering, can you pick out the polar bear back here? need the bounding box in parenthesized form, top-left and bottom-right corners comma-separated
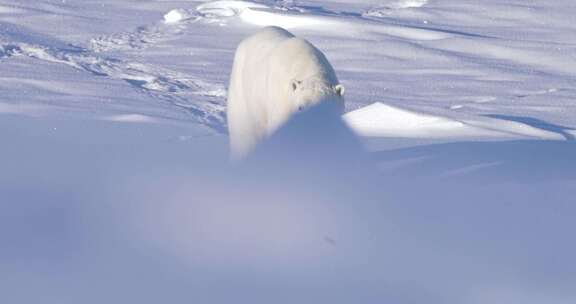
(227, 27, 295, 159)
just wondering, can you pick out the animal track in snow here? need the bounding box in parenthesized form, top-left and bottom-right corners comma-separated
(2, 17, 227, 131)
(2, 40, 226, 132)
(89, 14, 200, 53)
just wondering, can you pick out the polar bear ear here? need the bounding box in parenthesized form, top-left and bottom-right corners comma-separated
(335, 84, 345, 96)
(291, 79, 302, 91)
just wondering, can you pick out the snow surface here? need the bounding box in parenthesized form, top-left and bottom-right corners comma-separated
(1, 1, 576, 303)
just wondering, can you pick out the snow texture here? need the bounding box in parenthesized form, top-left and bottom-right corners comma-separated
(1, 1, 576, 304)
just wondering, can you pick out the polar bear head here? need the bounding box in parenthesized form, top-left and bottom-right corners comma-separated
(290, 77, 345, 114)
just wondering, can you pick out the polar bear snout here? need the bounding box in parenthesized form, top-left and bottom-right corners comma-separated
(290, 78, 345, 97)
(290, 79, 303, 92)
(290, 78, 345, 113)
(334, 84, 345, 97)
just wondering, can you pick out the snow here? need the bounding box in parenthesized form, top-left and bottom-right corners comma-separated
(344, 102, 565, 140)
(1, 0, 576, 303)
(163, 9, 194, 24)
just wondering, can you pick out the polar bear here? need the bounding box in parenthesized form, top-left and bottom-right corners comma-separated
(227, 26, 345, 160)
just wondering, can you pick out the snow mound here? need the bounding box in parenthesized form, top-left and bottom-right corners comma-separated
(344, 102, 564, 140)
(195, 0, 334, 29)
(392, 0, 429, 9)
(196, 0, 268, 17)
(364, 0, 428, 16)
(163, 9, 195, 24)
(239, 6, 327, 28)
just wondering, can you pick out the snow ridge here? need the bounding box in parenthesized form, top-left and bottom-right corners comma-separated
(344, 102, 565, 140)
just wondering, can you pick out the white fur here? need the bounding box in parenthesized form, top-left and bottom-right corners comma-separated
(227, 26, 345, 160)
